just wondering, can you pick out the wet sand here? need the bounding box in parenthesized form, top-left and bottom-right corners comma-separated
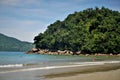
(0, 63, 120, 80)
(45, 63, 120, 80)
(47, 69, 120, 80)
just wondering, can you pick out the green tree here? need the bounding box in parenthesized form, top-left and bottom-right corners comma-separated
(34, 7, 120, 54)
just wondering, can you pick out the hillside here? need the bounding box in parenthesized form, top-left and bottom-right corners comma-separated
(0, 33, 34, 52)
(34, 7, 120, 54)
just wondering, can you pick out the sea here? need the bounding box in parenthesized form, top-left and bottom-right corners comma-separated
(0, 52, 119, 80)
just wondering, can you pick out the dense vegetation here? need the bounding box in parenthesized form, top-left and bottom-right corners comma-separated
(34, 7, 120, 54)
(0, 33, 34, 51)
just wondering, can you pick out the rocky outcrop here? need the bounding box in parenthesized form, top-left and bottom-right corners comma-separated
(26, 48, 82, 55)
(26, 48, 39, 54)
(26, 48, 120, 56)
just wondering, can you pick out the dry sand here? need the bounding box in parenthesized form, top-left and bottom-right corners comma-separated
(45, 63, 120, 80)
(0, 62, 120, 80)
(47, 69, 120, 80)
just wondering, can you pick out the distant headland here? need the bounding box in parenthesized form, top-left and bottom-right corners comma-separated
(30, 7, 120, 55)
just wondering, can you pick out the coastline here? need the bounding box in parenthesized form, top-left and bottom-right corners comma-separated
(0, 61, 119, 74)
(26, 48, 120, 57)
(45, 63, 120, 80)
(44, 63, 120, 78)
(0, 61, 120, 80)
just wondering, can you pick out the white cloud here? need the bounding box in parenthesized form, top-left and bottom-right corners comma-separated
(0, 0, 89, 42)
(0, 0, 21, 6)
(0, 0, 41, 6)
(0, 28, 38, 42)
(0, 19, 47, 31)
(0, 19, 48, 42)
(0, 0, 119, 42)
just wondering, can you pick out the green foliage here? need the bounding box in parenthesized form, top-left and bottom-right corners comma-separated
(0, 33, 34, 51)
(34, 7, 120, 54)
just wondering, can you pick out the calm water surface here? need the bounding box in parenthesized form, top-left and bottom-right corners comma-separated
(0, 52, 119, 66)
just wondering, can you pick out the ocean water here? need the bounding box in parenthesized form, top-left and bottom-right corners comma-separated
(0, 52, 119, 80)
(0, 52, 92, 65)
(0, 52, 92, 69)
(0, 52, 120, 68)
(0, 51, 92, 80)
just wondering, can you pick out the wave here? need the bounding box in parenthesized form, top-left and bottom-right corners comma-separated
(0, 61, 120, 74)
(0, 64, 23, 68)
(72, 61, 120, 65)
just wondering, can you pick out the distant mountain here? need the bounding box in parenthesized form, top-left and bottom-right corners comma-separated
(0, 33, 34, 52)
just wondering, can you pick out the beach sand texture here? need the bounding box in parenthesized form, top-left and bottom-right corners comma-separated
(45, 63, 120, 80)
(47, 69, 120, 80)
(0, 62, 120, 80)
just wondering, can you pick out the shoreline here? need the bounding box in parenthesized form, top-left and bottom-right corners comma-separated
(0, 62, 120, 80)
(44, 63, 120, 79)
(26, 48, 120, 56)
(0, 61, 119, 74)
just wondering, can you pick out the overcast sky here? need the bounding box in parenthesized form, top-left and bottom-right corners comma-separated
(0, 0, 120, 42)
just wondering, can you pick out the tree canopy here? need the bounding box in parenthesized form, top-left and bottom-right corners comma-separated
(34, 7, 120, 54)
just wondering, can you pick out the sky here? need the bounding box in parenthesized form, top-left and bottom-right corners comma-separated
(0, 0, 120, 42)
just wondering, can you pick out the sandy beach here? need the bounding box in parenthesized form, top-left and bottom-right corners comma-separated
(45, 63, 120, 80)
(0, 62, 120, 80)
(47, 69, 120, 80)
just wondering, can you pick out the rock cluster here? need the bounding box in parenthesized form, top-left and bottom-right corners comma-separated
(26, 48, 81, 55)
(26, 48, 120, 56)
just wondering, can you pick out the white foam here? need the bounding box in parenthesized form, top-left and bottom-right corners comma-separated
(0, 64, 23, 68)
(73, 61, 120, 65)
(0, 61, 119, 74)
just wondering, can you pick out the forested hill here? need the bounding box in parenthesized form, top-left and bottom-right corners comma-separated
(0, 33, 34, 52)
(34, 7, 120, 54)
